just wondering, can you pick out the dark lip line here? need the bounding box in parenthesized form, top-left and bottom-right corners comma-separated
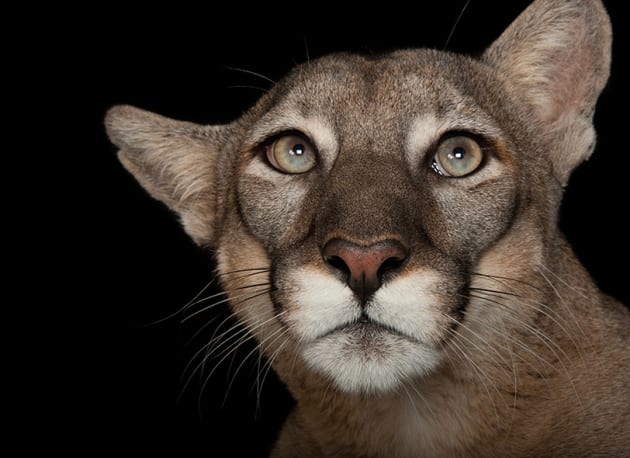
(318, 315, 421, 344)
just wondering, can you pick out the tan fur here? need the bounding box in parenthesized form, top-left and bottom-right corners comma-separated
(107, 0, 629, 456)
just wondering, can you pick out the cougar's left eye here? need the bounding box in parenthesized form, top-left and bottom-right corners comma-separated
(432, 135, 484, 177)
(266, 134, 317, 174)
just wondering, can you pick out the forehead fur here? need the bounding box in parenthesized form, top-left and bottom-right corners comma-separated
(252, 50, 525, 156)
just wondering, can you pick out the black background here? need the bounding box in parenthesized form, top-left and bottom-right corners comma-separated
(74, 1, 628, 456)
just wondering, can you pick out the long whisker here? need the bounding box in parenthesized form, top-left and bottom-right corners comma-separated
(470, 290, 586, 411)
(537, 264, 589, 300)
(456, 309, 554, 388)
(470, 287, 586, 361)
(182, 284, 271, 323)
(178, 287, 273, 400)
(216, 267, 271, 278)
(140, 276, 219, 326)
(224, 66, 276, 85)
(445, 330, 503, 426)
(227, 84, 270, 94)
(255, 330, 294, 413)
(495, 311, 519, 428)
(181, 290, 231, 320)
(227, 310, 290, 390)
(196, 288, 273, 362)
(144, 268, 271, 327)
(469, 292, 573, 366)
(180, 315, 245, 394)
(469, 271, 544, 295)
(443, 0, 471, 51)
(535, 265, 588, 341)
(222, 315, 292, 408)
(401, 383, 425, 426)
(442, 313, 513, 379)
(468, 292, 573, 369)
(403, 378, 438, 421)
(197, 309, 287, 410)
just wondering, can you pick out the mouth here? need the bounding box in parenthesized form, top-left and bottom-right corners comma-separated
(319, 313, 420, 344)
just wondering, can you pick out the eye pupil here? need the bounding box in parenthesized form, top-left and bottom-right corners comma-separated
(450, 147, 466, 160)
(291, 144, 306, 156)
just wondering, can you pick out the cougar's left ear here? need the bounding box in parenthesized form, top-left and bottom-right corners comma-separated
(106, 105, 233, 247)
(483, 0, 612, 186)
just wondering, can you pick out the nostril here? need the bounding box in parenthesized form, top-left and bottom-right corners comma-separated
(325, 255, 351, 277)
(377, 255, 406, 277)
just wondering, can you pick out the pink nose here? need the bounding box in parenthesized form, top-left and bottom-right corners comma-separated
(322, 238, 409, 302)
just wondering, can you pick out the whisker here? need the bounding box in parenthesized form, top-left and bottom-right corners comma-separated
(535, 265, 589, 341)
(443, 0, 471, 51)
(303, 35, 311, 64)
(182, 285, 271, 323)
(537, 264, 589, 300)
(197, 310, 288, 410)
(216, 268, 271, 285)
(495, 313, 519, 428)
(401, 384, 425, 426)
(469, 271, 544, 295)
(140, 276, 219, 327)
(180, 290, 231, 318)
(178, 288, 273, 400)
(442, 313, 514, 379)
(142, 268, 270, 327)
(446, 331, 503, 426)
(197, 288, 274, 360)
(183, 312, 226, 348)
(224, 66, 276, 85)
(223, 316, 292, 409)
(403, 378, 438, 421)
(255, 330, 294, 413)
(180, 316, 246, 394)
(227, 311, 290, 386)
(181, 292, 246, 324)
(227, 84, 269, 93)
(454, 308, 554, 389)
(468, 292, 573, 368)
(469, 290, 586, 410)
(470, 287, 586, 360)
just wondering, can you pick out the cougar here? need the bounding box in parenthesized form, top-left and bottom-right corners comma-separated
(106, 0, 629, 455)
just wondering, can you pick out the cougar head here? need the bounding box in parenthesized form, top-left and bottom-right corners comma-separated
(106, 0, 611, 395)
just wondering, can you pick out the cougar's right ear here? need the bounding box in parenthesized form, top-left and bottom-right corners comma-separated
(482, 0, 612, 186)
(105, 105, 232, 247)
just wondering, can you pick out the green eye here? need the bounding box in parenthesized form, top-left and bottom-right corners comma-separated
(432, 135, 484, 178)
(266, 134, 317, 174)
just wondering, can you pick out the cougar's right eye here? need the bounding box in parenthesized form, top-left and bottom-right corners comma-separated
(266, 134, 317, 174)
(432, 135, 484, 178)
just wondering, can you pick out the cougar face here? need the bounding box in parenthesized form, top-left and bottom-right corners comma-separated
(225, 52, 532, 393)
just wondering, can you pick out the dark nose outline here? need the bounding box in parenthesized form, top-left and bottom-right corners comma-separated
(322, 238, 409, 303)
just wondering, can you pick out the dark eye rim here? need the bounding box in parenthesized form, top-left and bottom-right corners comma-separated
(428, 131, 491, 179)
(261, 130, 319, 174)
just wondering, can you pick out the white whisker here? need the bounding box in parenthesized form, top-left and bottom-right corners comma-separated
(225, 66, 276, 85)
(536, 265, 589, 341)
(470, 292, 585, 411)
(445, 331, 503, 426)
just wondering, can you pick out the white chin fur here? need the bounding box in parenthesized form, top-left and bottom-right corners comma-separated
(302, 332, 442, 394)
